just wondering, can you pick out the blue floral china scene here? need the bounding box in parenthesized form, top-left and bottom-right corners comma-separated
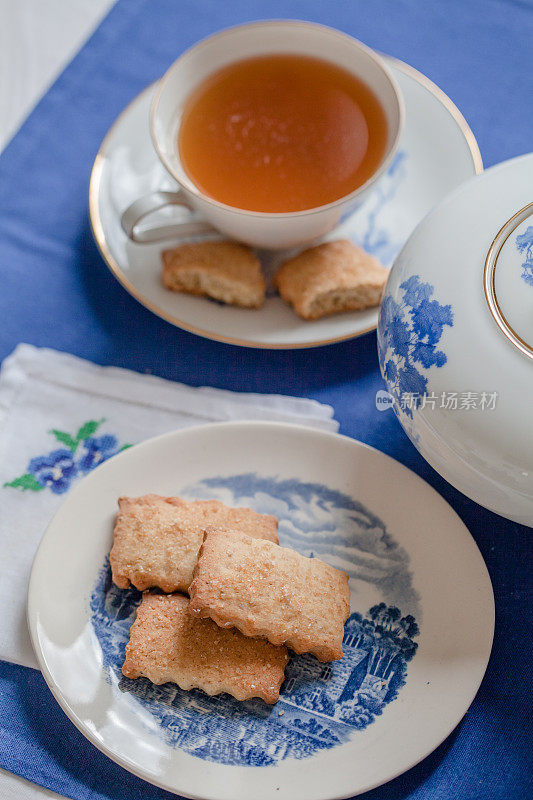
(378, 152, 533, 525)
(28, 422, 494, 800)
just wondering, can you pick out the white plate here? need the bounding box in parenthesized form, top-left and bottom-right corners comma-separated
(28, 422, 494, 800)
(89, 58, 482, 348)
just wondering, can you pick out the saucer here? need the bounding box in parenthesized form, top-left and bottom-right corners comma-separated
(89, 58, 482, 349)
(28, 422, 494, 800)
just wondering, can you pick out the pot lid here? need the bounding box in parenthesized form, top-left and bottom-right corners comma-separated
(377, 153, 533, 524)
(484, 202, 533, 360)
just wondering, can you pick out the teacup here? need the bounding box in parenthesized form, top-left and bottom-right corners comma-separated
(121, 20, 404, 250)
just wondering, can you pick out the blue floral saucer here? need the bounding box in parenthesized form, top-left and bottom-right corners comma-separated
(27, 422, 494, 800)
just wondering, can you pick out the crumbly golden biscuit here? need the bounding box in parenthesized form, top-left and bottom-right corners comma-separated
(189, 530, 350, 661)
(161, 241, 266, 308)
(122, 592, 289, 703)
(110, 495, 278, 593)
(274, 239, 388, 320)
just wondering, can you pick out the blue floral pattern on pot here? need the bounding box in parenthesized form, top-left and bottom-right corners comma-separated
(516, 225, 533, 286)
(378, 275, 453, 417)
(91, 474, 420, 767)
(4, 420, 132, 493)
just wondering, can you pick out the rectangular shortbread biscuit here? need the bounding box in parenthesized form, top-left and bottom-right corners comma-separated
(122, 592, 289, 703)
(189, 530, 350, 661)
(110, 495, 278, 593)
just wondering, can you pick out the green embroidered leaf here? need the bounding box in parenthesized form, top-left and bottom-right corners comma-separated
(4, 473, 44, 492)
(119, 444, 133, 451)
(48, 429, 77, 451)
(76, 419, 104, 442)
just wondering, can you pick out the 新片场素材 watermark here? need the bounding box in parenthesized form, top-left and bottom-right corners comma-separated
(376, 390, 498, 412)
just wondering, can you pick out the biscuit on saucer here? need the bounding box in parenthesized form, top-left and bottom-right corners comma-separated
(274, 239, 388, 320)
(161, 241, 265, 308)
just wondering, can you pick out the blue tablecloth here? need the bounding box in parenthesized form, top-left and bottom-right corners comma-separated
(0, 1, 531, 798)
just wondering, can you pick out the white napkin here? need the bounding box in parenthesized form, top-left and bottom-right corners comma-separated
(0, 344, 338, 669)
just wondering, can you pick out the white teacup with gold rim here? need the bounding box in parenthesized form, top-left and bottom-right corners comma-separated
(121, 20, 403, 250)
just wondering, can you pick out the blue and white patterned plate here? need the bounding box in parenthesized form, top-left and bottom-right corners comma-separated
(89, 58, 481, 348)
(28, 422, 494, 799)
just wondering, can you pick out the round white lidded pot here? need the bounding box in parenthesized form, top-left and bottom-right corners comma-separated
(378, 153, 533, 525)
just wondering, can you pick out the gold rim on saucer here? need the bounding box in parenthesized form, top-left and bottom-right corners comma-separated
(88, 57, 483, 350)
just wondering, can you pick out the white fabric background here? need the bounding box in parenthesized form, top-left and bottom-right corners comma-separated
(0, 769, 66, 800)
(0, 0, 115, 150)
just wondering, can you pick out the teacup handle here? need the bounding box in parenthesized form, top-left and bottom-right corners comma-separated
(121, 190, 216, 243)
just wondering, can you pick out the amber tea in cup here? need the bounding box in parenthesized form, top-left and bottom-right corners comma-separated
(178, 54, 388, 213)
(124, 22, 402, 248)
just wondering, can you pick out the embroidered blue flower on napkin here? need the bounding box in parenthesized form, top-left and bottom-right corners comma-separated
(4, 420, 131, 494)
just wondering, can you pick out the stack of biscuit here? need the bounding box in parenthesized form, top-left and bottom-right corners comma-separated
(110, 494, 350, 704)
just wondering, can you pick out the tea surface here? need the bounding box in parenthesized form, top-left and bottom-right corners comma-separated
(178, 54, 388, 213)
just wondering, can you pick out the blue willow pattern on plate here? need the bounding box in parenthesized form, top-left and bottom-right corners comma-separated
(378, 275, 454, 418)
(91, 474, 420, 766)
(516, 225, 533, 286)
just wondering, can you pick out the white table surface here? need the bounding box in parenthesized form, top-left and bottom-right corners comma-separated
(0, 2, 115, 797)
(0, 0, 115, 150)
(0, 769, 66, 800)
